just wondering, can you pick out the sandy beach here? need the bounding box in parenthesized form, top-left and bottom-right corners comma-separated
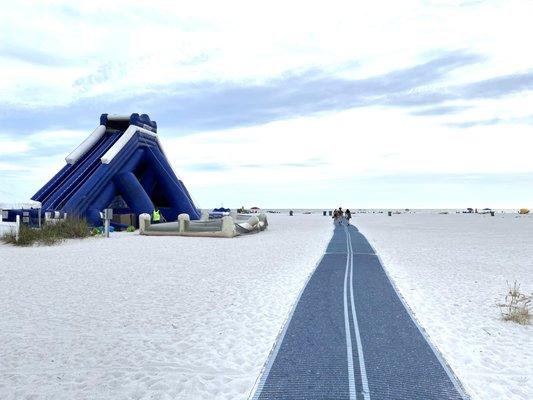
(1, 212, 532, 399)
(3, 2, 533, 399)
(0, 214, 331, 400)
(356, 212, 533, 400)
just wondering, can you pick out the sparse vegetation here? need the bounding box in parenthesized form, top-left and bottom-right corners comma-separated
(498, 281, 531, 325)
(126, 225, 135, 232)
(1, 218, 91, 246)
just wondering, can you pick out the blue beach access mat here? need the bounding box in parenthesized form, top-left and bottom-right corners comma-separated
(250, 223, 469, 400)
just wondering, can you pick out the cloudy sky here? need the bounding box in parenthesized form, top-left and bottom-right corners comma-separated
(1, 0, 532, 208)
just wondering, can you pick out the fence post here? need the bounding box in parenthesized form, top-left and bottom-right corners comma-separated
(15, 215, 20, 242)
(103, 209, 113, 238)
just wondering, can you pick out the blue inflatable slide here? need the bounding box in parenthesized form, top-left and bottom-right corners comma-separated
(24, 113, 200, 227)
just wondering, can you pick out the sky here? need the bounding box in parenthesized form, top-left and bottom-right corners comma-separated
(0, 0, 532, 209)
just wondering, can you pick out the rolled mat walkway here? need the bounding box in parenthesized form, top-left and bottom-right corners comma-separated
(250, 223, 469, 400)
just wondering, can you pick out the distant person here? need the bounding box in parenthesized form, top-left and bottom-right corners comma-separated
(345, 209, 352, 225)
(152, 207, 161, 224)
(333, 208, 343, 225)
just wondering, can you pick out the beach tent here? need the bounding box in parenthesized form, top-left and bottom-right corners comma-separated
(1, 201, 42, 228)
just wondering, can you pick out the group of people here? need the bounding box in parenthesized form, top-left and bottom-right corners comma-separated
(333, 207, 351, 225)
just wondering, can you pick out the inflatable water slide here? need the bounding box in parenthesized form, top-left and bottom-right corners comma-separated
(138, 211, 268, 238)
(31, 113, 200, 227)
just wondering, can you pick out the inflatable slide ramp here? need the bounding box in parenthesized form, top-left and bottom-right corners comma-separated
(31, 114, 200, 227)
(139, 213, 268, 238)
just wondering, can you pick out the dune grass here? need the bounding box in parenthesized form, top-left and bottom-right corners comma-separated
(498, 281, 531, 325)
(1, 218, 91, 246)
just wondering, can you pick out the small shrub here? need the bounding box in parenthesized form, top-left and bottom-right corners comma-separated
(126, 225, 135, 232)
(1, 229, 20, 245)
(0, 232, 13, 244)
(498, 281, 531, 325)
(1, 217, 90, 246)
(48, 218, 90, 239)
(2, 224, 46, 246)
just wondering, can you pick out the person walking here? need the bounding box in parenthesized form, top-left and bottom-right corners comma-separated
(345, 209, 352, 225)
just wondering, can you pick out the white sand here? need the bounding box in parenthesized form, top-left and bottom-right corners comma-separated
(0, 214, 332, 400)
(355, 212, 533, 400)
(2, 212, 532, 400)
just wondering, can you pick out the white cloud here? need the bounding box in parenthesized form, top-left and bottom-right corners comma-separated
(28, 129, 88, 144)
(2, 0, 533, 106)
(0, 139, 30, 154)
(1, 106, 531, 206)
(1, 0, 533, 207)
(0, 162, 28, 171)
(164, 105, 533, 187)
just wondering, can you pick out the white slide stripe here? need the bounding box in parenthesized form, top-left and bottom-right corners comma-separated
(100, 125, 157, 164)
(65, 125, 106, 164)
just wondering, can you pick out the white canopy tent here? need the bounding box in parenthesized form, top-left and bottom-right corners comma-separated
(0, 200, 42, 227)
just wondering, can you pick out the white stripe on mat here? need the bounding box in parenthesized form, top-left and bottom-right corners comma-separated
(344, 228, 357, 400)
(346, 227, 371, 400)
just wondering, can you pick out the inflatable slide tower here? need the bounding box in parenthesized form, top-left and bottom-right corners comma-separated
(32, 113, 200, 226)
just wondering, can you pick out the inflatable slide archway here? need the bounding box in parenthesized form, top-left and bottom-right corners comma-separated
(31, 113, 200, 226)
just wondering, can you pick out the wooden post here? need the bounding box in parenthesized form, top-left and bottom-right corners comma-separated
(15, 215, 20, 242)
